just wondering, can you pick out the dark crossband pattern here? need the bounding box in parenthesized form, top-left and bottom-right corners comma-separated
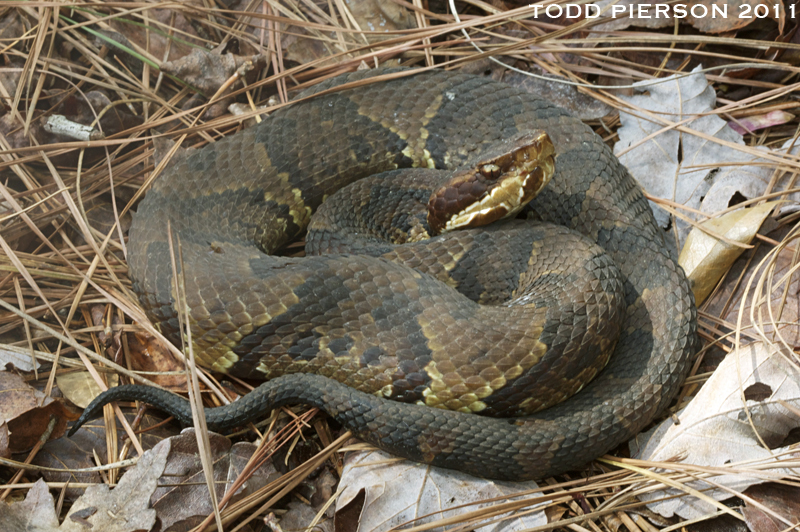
(70, 68, 697, 481)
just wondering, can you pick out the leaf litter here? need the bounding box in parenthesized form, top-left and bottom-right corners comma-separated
(614, 65, 798, 252)
(631, 341, 800, 519)
(0, 1, 798, 531)
(335, 450, 545, 532)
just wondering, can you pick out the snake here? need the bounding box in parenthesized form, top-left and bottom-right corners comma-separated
(69, 68, 697, 481)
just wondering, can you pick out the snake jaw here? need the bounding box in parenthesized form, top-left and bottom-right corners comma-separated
(426, 131, 556, 235)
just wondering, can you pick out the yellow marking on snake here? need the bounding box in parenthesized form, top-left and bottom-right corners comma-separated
(360, 94, 443, 168)
(438, 248, 466, 272)
(288, 185, 312, 228)
(253, 142, 313, 227)
(254, 138, 274, 174)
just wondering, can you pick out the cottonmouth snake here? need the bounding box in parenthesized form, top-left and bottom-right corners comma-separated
(71, 68, 697, 481)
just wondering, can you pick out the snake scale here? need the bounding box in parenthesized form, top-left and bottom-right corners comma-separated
(71, 68, 697, 481)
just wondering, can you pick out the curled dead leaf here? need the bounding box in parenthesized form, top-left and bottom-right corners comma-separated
(0, 371, 74, 452)
(729, 111, 795, 135)
(126, 330, 187, 390)
(678, 202, 777, 305)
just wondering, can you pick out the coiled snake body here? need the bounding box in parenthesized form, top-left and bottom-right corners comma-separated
(72, 68, 697, 480)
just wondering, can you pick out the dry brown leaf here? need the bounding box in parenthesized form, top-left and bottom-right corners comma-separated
(704, 221, 800, 346)
(0, 371, 73, 452)
(107, 7, 200, 63)
(281, 25, 337, 67)
(35, 413, 170, 501)
(150, 429, 279, 531)
(335, 450, 545, 532)
(631, 342, 800, 519)
(0, 479, 61, 531)
(278, 468, 336, 530)
(345, 0, 416, 39)
(125, 331, 187, 390)
(58, 436, 169, 531)
(687, 0, 783, 33)
(592, 0, 675, 31)
(742, 483, 800, 532)
(281, 499, 333, 532)
(678, 202, 777, 305)
(280, 0, 414, 66)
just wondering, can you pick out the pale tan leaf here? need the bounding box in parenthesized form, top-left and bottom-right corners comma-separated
(0, 479, 60, 531)
(335, 450, 545, 532)
(631, 342, 800, 520)
(613, 66, 796, 249)
(57, 370, 118, 409)
(678, 202, 777, 305)
(58, 435, 169, 531)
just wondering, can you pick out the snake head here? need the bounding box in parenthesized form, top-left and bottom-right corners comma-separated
(426, 130, 556, 235)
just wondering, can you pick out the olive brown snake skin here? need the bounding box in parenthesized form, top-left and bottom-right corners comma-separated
(70, 68, 697, 481)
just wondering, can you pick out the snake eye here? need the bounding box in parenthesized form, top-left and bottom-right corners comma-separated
(479, 164, 501, 179)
